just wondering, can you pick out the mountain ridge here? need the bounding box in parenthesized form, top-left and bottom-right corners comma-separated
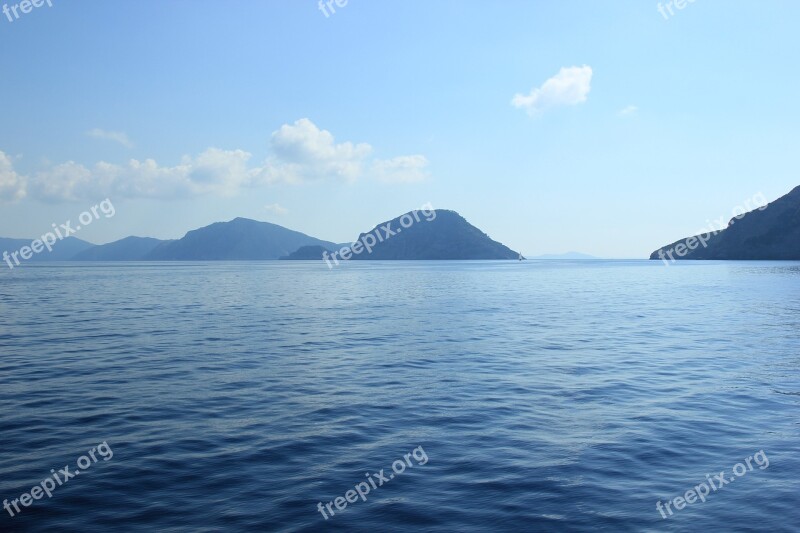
(2, 209, 521, 263)
(345, 209, 519, 260)
(145, 217, 338, 260)
(0, 237, 94, 263)
(651, 185, 800, 261)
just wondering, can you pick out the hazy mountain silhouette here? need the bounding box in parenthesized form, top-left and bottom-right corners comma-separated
(72, 237, 168, 261)
(281, 245, 334, 260)
(531, 252, 598, 260)
(0, 237, 94, 262)
(145, 218, 337, 260)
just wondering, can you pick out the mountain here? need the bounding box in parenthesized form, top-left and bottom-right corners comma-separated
(650, 185, 800, 260)
(341, 209, 519, 260)
(531, 252, 598, 260)
(280, 245, 334, 260)
(2, 210, 520, 263)
(145, 217, 338, 260)
(72, 236, 168, 261)
(0, 236, 94, 262)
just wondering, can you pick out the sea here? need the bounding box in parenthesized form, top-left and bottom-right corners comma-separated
(1, 260, 798, 532)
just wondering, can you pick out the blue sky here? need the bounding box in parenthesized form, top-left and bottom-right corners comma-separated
(1, 0, 799, 257)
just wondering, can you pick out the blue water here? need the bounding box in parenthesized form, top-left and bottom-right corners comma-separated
(1, 260, 798, 532)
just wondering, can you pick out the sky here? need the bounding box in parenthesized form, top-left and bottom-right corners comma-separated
(1, 0, 799, 258)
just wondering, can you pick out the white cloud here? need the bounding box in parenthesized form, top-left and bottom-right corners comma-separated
(86, 128, 134, 148)
(264, 203, 289, 215)
(0, 151, 26, 201)
(31, 161, 95, 202)
(512, 65, 593, 116)
(619, 105, 638, 116)
(27, 148, 253, 202)
(187, 148, 253, 195)
(254, 118, 372, 184)
(1, 119, 428, 203)
(371, 155, 430, 183)
(247, 119, 429, 185)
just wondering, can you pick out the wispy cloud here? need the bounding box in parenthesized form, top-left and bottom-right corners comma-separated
(264, 203, 289, 215)
(0, 119, 429, 203)
(371, 155, 430, 183)
(512, 65, 593, 116)
(86, 128, 135, 148)
(619, 105, 638, 116)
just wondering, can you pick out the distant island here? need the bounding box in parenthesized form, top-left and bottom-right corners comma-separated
(529, 252, 598, 260)
(2, 209, 521, 263)
(345, 209, 519, 260)
(283, 209, 520, 261)
(651, 185, 800, 261)
(281, 245, 334, 261)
